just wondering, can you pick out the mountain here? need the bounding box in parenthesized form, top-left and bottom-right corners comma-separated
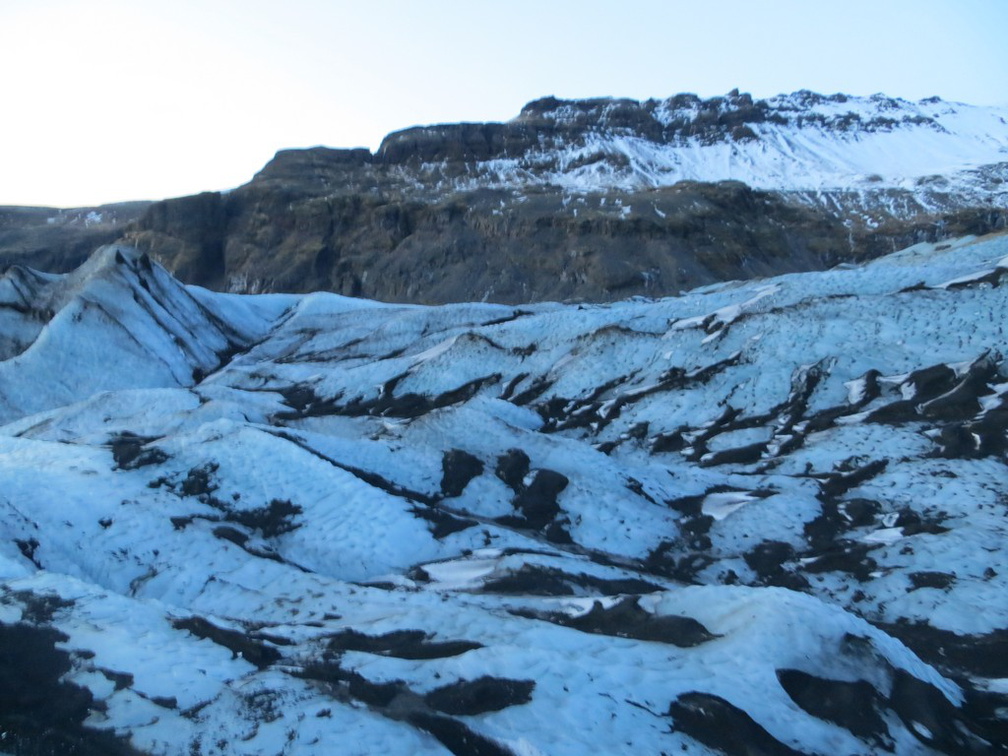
(1, 237, 1007, 754)
(372, 90, 1008, 201)
(111, 90, 1008, 303)
(3, 91, 1006, 305)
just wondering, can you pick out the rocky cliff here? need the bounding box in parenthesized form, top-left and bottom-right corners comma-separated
(123, 177, 1001, 304)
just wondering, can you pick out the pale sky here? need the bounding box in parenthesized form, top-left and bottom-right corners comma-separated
(2, 0, 1006, 208)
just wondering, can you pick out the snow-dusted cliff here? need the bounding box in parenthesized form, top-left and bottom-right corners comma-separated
(376, 91, 1008, 211)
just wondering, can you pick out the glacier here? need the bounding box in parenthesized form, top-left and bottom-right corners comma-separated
(0, 235, 1007, 754)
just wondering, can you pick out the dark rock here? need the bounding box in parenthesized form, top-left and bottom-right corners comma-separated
(643, 541, 714, 583)
(128, 192, 228, 288)
(908, 571, 956, 591)
(808, 503, 857, 555)
(533, 596, 717, 647)
(440, 449, 484, 498)
(938, 407, 1008, 459)
(510, 469, 569, 530)
(172, 616, 281, 669)
(483, 566, 575, 596)
(544, 521, 574, 544)
(15, 538, 42, 569)
(665, 492, 707, 517)
(424, 676, 534, 715)
(224, 498, 302, 538)
(680, 515, 715, 550)
(481, 564, 661, 597)
(700, 440, 768, 466)
(0, 202, 150, 281)
(325, 629, 481, 660)
(274, 384, 342, 419)
(960, 687, 1008, 749)
(6, 92, 1006, 305)
(179, 462, 220, 499)
(411, 506, 478, 539)
(818, 459, 888, 499)
(874, 621, 1008, 679)
(744, 541, 796, 580)
(893, 507, 949, 536)
(650, 429, 687, 453)
(328, 374, 499, 420)
(508, 376, 553, 406)
(0, 623, 139, 755)
(803, 542, 879, 581)
(9, 590, 73, 623)
(839, 498, 880, 527)
(297, 661, 407, 707)
(668, 691, 806, 755)
(865, 399, 922, 424)
(377, 122, 538, 165)
(889, 669, 987, 753)
(100, 668, 135, 691)
(904, 364, 957, 402)
(125, 175, 993, 306)
(109, 432, 169, 470)
(767, 570, 812, 591)
(253, 147, 372, 186)
(494, 449, 531, 493)
(918, 377, 987, 421)
(777, 669, 891, 747)
(407, 712, 516, 756)
(212, 525, 249, 547)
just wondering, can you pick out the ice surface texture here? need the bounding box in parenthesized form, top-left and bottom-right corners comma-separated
(1, 238, 1007, 754)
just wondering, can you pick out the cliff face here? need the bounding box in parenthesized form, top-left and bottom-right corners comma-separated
(126, 179, 860, 302)
(10, 90, 1008, 303)
(0, 202, 150, 275)
(372, 90, 935, 165)
(124, 182, 1006, 304)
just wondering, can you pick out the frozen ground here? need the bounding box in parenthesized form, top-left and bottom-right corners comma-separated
(1, 237, 1007, 754)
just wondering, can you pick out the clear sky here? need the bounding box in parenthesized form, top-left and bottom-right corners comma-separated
(2, 0, 1006, 208)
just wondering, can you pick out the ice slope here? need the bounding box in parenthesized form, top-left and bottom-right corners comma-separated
(1, 241, 1008, 754)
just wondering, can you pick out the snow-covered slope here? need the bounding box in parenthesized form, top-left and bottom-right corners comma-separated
(578, 95, 1005, 191)
(379, 91, 1008, 211)
(2, 242, 1008, 753)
